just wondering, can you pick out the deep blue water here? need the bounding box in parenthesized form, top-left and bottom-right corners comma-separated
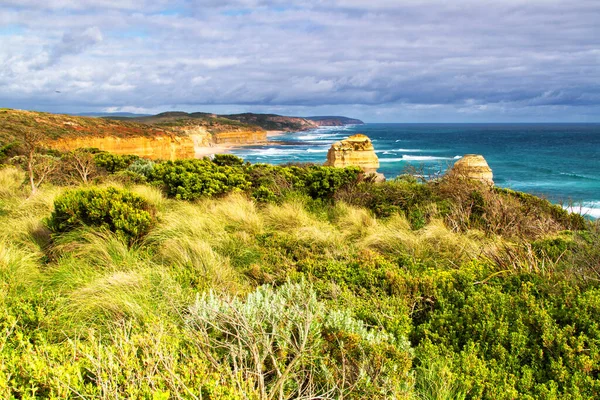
(229, 124, 600, 218)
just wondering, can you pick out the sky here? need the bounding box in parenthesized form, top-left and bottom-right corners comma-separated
(1, 0, 599, 122)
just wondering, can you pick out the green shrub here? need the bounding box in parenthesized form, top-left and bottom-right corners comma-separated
(149, 159, 251, 200)
(94, 152, 139, 173)
(336, 179, 434, 218)
(301, 165, 362, 200)
(187, 280, 412, 399)
(211, 153, 244, 167)
(47, 187, 156, 243)
(127, 158, 155, 178)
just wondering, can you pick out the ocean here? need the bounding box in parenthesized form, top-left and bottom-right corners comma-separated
(229, 123, 600, 219)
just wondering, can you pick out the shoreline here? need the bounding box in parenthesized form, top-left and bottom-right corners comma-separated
(194, 131, 295, 157)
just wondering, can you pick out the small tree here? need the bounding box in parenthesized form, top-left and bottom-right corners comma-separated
(22, 129, 46, 194)
(64, 149, 97, 184)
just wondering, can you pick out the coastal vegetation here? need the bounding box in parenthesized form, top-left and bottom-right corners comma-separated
(0, 134, 598, 398)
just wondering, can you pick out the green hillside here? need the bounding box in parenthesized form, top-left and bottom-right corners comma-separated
(0, 150, 598, 399)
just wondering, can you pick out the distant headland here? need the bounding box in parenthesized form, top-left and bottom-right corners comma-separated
(0, 109, 363, 160)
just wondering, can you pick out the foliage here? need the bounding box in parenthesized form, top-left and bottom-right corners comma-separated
(211, 153, 244, 167)
(150, 159, 251, 200)
(187, 280, 412, 399)
(0, 158, 598, 399)
(94, 152, 140, 173)
(47, 187, 156, 243)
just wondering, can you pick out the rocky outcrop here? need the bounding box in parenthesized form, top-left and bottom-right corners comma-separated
(448, 154, 494, 185)
(324, 134, 380, 173)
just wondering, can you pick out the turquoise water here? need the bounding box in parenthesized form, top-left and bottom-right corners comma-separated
(230, 124, 600, 218)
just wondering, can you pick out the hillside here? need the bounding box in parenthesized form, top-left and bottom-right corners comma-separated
(0, 108, 181, 141)
(0, 109, 267, 159)
(0, 150, 598, 399)
(220, 112, 320, 131)
(307, 116, 365, 125)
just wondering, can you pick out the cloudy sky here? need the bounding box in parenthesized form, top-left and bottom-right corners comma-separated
(1, 0, 599, 122)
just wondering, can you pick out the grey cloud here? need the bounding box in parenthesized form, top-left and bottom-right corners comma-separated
(52, 27, 102, 60)
(1, 0, 599, 121)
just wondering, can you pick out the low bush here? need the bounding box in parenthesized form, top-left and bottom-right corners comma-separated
(150, 159, 251, 200)
(94, 152, 140, 173)
(47, 187, 156, 243)
(187, 280, 413, 399)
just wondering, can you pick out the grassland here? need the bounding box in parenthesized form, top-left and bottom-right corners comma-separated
(0, 151, 598, 399)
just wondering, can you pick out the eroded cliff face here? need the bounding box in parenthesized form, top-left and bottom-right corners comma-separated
(46, 125, 267, 160)
(324, 134, 380, 173)
(448, 154, 494, 185)
(49, 135, 196, 160)
(211, 128, 267, 145)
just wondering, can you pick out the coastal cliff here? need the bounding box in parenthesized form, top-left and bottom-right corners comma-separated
(324, 134, 380, 173)
(0, 109, 266, 160)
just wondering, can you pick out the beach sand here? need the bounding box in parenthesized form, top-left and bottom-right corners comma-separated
(194, 145, 233, 157)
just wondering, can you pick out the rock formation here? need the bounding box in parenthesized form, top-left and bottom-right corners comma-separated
(324, 134, 380, 174)
(448, 154, 494, 185)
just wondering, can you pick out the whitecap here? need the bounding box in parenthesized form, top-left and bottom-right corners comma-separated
(402, 155, 457, 161)
(564, 201, 600, 219)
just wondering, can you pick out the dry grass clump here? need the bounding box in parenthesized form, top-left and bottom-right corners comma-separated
(0, 167, 23, 200)
(130, 184, 168, 211)
(204, 192, 264, 235)
(51, 229, 145, 271)
(359, 214, 487, 267)
(265, 199, 343, 252)
(332, 201, 378, 241)
(437, 176, 565, 239)
(361, 213, 415, 256)
(146, 199, 247, 292)
(0, 240, 41, 298)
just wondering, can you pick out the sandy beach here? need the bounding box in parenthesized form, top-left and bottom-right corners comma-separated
(194, 145, 234, 157)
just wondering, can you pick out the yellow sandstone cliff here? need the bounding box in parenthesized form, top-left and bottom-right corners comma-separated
(324, 134, 380, 173)
(448, 154, 494, 185)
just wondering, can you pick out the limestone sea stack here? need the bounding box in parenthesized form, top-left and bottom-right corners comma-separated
(448, 154, 494, 185)
(324, 134, 380, 173)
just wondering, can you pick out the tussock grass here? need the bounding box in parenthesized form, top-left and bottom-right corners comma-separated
(265, 199, 344, 252)
(0, 240, 41, 297)
(264, 199, 315, 231)
(361, 213, 415, 255)
(205, 192, 264, 235)
(0, 167, 23, 200)
(332, 201, 377, 240)
(66, 270, 151, 323)
(51, 228, 146, 270)
(130, 184, 167, 211)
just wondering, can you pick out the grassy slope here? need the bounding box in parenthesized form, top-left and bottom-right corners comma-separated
(0, 109, 264, 145)
(221, 113, 319, 131)
(126, 111, 264, 133)
(0, 109, 179, 141)
(0, 164, 599, 398)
